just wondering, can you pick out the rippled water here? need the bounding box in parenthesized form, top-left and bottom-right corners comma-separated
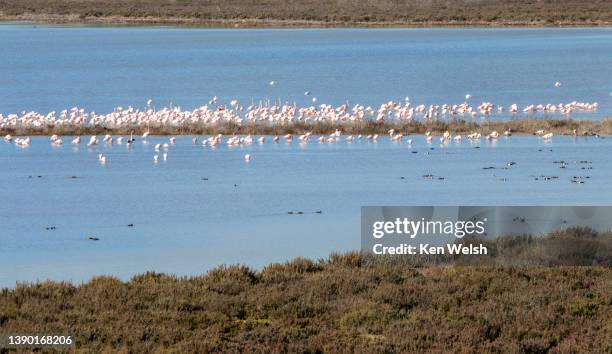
(1, 135, 611, 286)
(0, 25, 611, 117)
(1, 25, 612, 287)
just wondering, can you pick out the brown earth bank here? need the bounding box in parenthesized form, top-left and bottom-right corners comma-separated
(1, 228, 610, 352)
(0, 0, 611, 27)
(2, 118, 612, 137)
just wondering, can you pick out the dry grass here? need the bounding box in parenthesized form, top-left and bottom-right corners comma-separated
(0, 228, 610, 352)
(2, 118, 612, 137)
(0, 0, 610, 26)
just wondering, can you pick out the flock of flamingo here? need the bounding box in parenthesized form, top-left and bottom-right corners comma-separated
(0, 92, 602, 164)
(0, 94, 599, 133)
(4, 124, 567, 165)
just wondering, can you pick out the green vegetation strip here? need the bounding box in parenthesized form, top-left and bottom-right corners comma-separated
(1, 228, 610, 352)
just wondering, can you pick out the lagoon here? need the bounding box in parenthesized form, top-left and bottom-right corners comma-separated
(1, 24, 612, 287)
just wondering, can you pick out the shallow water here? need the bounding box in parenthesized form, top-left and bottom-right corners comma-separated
(1, 135, 611, 286)
(1, 25, 612, 287)
(0, 25, 610, 117)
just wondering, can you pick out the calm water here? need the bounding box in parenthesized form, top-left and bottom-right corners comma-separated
(1, 136, 611, 286)
(1, 25, 612, 287)
(0, 25, 610, 117)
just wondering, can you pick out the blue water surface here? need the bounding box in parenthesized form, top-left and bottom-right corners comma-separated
(1, 25, 612, 287)
(0, 25, 610, 117)
(1, 135, 611, 286)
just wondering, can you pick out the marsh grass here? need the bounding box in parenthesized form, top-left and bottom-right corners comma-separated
(0, 228, 610, 352)
(2, 118, 612, 137)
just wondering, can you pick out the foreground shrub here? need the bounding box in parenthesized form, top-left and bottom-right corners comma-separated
(0, 229, 610, 352)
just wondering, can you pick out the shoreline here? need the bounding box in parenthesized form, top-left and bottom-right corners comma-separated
(2, 118, 611, 137)
(1, 15, 610, 29)
(1, 229, 610, 351)
(4, 229, 610, 289)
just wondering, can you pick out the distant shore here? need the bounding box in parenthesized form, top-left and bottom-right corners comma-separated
(1, 16, 611, 28)
(0, 0, 610, 28)
(2, 15, 611, 28)
(2, 118, 611, 137)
